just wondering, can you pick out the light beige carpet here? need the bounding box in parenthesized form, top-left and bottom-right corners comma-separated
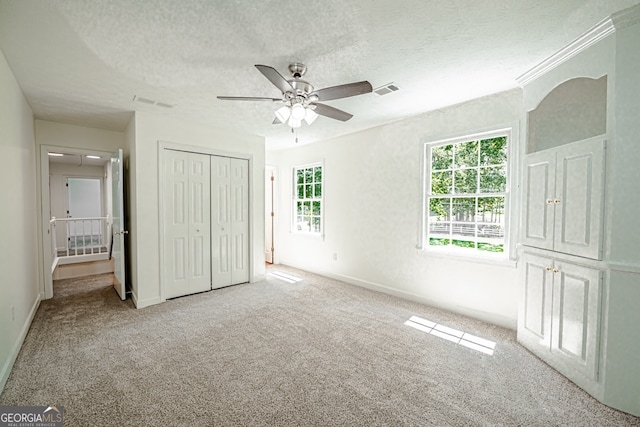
(1, 265, 639, 426)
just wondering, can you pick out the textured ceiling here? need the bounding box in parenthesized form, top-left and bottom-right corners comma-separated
(1, 0, 638, 150)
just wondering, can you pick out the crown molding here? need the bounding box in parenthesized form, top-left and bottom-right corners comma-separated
(517, 4, 640, 87)
(516, 17, 615, 86)
(611, 3, 640, 30)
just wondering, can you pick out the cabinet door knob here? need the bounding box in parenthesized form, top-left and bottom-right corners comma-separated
(553, 267, 560, 273)
(546, 199, 554, 204)
(554, 199, 561, 204)
(545, 266, 552, 271)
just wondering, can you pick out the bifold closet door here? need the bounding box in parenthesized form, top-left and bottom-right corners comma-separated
(164, 150, 212, 298)
(211, 156, 249, 288)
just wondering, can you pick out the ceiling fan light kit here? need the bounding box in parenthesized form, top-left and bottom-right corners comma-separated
(217, 63, 373, 128)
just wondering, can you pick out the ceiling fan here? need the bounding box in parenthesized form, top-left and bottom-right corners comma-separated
(217, 63, 372, 128)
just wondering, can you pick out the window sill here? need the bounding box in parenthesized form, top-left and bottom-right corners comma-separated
(418, 245, 517, 268)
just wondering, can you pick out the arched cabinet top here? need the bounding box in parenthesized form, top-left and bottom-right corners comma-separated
(527, 76, 607, 153)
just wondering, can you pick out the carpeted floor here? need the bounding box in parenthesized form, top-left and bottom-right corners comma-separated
(1, 265, 639, 426)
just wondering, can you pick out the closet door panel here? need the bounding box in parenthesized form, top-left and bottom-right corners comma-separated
(188, 154, 211, 293)
(164, 151, 191, 298)
(211, 156, 232, 288)
(230, 158, 249, 284)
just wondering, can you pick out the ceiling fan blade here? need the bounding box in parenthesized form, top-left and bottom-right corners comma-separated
(255, 64, 294, 94)
(312, 103, 353, 122)
(310, 81, 372, 101)
(217, 96, 281, 101)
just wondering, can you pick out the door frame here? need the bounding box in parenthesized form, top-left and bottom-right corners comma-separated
(158, 141, 254, 302)
(39, 145, 114, 299)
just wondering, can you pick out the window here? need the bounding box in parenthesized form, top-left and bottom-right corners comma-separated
(424, 131, 509, 255)
(293, 163, 323, 234)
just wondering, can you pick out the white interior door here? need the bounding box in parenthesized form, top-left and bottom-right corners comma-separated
(163, 150, 211, 298)
(211, 156, 232, 288)
(111, 149, 127, 300)
(230, 158, 249, 283)
(211, 156, 249, 288)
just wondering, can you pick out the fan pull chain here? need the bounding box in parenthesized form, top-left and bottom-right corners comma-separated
(291, 127, 298, 143)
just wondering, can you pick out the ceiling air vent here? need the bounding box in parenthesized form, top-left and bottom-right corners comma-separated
(132, 95, 175, 109)
(374, 83, 400, 96)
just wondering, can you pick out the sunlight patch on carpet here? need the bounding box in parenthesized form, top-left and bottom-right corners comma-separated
(405, 315, 496, 356)
(268, 271, 303, 283)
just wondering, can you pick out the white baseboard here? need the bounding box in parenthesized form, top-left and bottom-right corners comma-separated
(277, 260, 516, 330)
(0, 294, 41, 393)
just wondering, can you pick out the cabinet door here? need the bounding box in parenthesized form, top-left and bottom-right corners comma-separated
(521, 151, 556, 250)
(517, 253, 554, 351)
(551, 261, 601, 381)
(554, 138, 605, 259)
(163, 151, 212, 298)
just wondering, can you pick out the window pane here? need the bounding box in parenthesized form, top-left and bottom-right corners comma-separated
(454, 168, 478, 194)
(312, 201, 321, 215)
(454, 141, 478, 168)
(314, 183, 322, 198)
(312, 216, 321, 233)
(428, 197, 451, 221)
(452, 239, 476, 249)
(304, 168, 313, 183)
(305, 184, 313, 198)
(314, 167, 322, 183)
(296, 216, 307, 231)
(429, 222, 450, 238)
(452, 222, 475, 238)
(479, 166, 506, 193)
(297, 169, 304, 184)
(429, 237, 451, 246)
(477, 197, 505, 224)
(432, 145, 453, 170)
(296, 201, 303, 215)
(303, 201, 311, 215)
(480, 137, 507, 165)
(431, 171, 452, 195)
(452, 198, 476, 222)
(478, 242, 504, 253)
(297, 184, 304, 199)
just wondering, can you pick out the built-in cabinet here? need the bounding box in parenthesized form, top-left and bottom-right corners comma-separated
(522, 136, 605, 260)
(517, 3, 640, 417)
(518, 253, 601, 388)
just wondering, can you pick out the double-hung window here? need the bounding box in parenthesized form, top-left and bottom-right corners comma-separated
(293, 163, 323, 234)
(424, 131, 510, 255)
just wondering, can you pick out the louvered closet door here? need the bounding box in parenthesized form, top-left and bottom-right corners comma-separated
(211, 156, 249, 288)
(164, 150, 211, 298)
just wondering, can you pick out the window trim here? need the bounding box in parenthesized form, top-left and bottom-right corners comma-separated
(420, 125, 519, 261)
(291, 161, 324, 237)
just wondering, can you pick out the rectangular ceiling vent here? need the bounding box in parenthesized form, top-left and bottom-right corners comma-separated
(374, 83, 400, 96)
(132, 95, 175, 109)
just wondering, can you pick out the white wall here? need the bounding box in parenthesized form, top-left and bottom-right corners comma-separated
(268, 89, 523, 329)
(0, 49, 40, 391)
(129, 111, 266, 308)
